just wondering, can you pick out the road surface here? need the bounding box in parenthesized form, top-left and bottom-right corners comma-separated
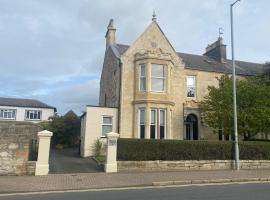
(1, 182, 270, 200)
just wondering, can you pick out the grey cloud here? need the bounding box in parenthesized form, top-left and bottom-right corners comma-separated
(0, 0, 269, 114)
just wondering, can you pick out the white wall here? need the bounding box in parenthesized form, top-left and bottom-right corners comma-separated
(0, 106, 55, 122)
(80, 106, 118, 157)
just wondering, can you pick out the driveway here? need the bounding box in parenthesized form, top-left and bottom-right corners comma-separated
(49, 148, 102, 174)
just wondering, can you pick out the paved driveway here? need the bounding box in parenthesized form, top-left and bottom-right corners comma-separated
(49, 148, 102, 174)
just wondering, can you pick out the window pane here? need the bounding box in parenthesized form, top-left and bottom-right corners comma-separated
(12, 110, 15, 118)
(151, 78, 164, 91)
(187, 87, 195, 97)
(151, 64, 164, 77)
(151, 110, 156, 124)
(160, 110, 165, 126)
(140, 125, 145, 139)
(102, 125, 112, 136)
(140, 77, 146, 91)
(150, 125, 156, 139)
(140, 65, 146, 76)
(187, 76, 195, 86)
(160, 126, 165, 139)
(103, 117, 112, 124)
(139, 109, 145, 124)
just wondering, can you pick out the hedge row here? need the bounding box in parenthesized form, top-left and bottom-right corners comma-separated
(117, 139, 270, 161)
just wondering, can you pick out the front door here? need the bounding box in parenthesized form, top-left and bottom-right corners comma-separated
(186, 122, 193, 140)
(185, 114, 198, 140)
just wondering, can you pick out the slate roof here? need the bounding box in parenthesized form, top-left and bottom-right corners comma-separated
(114, 43, 264, 76)
(63, 110, 78, 118)
(0, 97, 56, 111)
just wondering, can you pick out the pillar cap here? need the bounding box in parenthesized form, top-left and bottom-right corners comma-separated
(38, 130, 53, 137)
(106, 132, 119, 138)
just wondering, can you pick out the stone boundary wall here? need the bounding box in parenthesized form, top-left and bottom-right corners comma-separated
(26, 161, 36, 175)
(0, 121, 41, 175)
(118, 160, 270, 172)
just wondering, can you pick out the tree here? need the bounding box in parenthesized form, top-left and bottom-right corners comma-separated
(39, 112, 80, 147)
(262, 62, 270, 85)
(200, 75, 270, 140)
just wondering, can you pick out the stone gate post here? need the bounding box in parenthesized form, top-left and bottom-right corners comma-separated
(35, 130, 53, 176)
(105, 132, 119, 173)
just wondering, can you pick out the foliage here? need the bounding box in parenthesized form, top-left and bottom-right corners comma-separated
(261, 62, 270, 86)
(39, 113, 80, 147)
(199, 75, 270, 139)
(95, 155, 106, 163)
(92, 139, 105, 157)
(117, 139, 270, 161)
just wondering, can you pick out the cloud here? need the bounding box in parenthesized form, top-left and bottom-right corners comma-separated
(0, 0, 269, 114)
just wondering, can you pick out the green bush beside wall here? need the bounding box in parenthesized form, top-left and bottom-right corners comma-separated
(117, 139, 270, 161)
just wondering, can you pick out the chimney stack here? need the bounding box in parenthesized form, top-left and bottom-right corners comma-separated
(105, 19, 116, 48)
(204, 37, 227, 63)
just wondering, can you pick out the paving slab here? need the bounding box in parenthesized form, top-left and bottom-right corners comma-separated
(1, 170, 270, 193)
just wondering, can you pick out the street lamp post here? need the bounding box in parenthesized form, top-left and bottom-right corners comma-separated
(230, 0, 241, 170)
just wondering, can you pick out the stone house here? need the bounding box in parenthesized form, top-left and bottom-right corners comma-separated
(80, 16, 263, 157)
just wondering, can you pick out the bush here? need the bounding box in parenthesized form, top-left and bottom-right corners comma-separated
(92, 139, 105, 157)
(117, 139, 270, 161)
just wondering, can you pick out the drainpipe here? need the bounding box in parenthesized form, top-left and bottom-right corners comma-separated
(117, 58, 123, 134)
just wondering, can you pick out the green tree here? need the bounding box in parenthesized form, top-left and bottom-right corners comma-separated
(39, 113, 80, 147)
(200, 75, 270, 140)
(261, 62, 270, 85)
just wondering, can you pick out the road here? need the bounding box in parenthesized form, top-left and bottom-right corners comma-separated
(1, 183, 270, 200)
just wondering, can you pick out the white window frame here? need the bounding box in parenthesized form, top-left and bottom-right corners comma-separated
(159, 109, 166, 139)
(25, 110, 42, 121)
(187, 76, 196, 98)
(150, 109, 157, 139)
(101, 116, 113, 138)
(138, 108, 146, 139)
(139, 64, 146, 92)
(151, 64, 166, 92)
(0, 109, 16, 120)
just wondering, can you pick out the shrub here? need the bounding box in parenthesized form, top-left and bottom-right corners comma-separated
(117, 139, 270, 161)
(92, 139, 105, 157)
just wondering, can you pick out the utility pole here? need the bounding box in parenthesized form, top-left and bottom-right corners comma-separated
(230, 0, 241, 170)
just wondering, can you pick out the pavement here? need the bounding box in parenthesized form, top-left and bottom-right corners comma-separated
(1, 169, 270, 194)
(49, 148, 102, 174)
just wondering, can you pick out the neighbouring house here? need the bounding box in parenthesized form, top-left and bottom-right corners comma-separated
(0, 97, 56, 122)
(80, 16, 264, 157)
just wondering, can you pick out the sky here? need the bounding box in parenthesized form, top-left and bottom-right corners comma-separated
(0, 0, 269, 115)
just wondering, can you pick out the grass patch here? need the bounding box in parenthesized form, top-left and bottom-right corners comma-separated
(94, 155, 106, 163)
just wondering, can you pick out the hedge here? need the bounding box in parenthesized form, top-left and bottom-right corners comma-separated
(117, 139, 270, 161)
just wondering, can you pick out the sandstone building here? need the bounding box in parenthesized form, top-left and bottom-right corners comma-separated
(80, 16, 263, 157)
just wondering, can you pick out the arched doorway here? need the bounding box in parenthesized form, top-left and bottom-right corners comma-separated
(185, 114, 198, 140)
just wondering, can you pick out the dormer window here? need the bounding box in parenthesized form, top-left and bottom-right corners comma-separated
(151, 64, 166, 92)
(140, 64, 146, 91)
